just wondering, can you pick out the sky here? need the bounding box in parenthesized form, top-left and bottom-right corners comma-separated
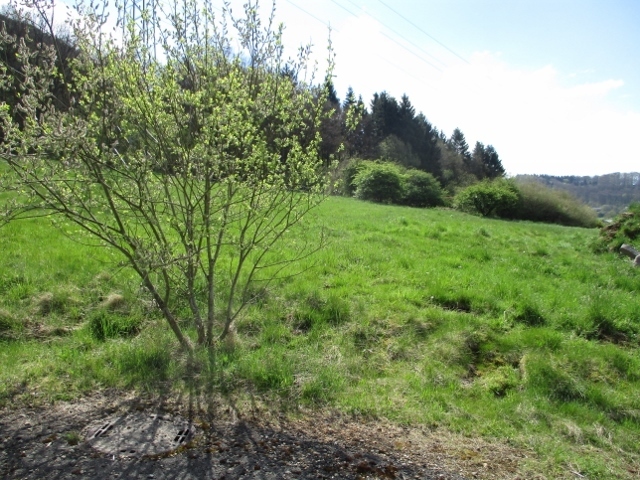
(3, 0, 640, 176)
(243, 0, 640, 177)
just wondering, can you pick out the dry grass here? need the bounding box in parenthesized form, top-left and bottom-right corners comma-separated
(99, 293, 126, 312)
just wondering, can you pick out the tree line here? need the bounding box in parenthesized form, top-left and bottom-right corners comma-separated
(318, 82, 506, 192)
(1, 4, 505, 193)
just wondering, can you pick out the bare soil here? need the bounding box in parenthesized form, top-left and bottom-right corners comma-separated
(0, 389, 533, 479)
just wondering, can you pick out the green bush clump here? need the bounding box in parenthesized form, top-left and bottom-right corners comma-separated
(400, 169, 445, 207)
(513, 180, 600, 228)
(349, 160, 444, 207)
(454, 179, 520, 217)
(352, 161, 404, 204)
(454, 178, 599, 227)
(595, 202, 640, 252)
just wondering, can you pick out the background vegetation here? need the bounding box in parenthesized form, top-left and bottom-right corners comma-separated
(518, 173, 640, 219)
(453, 179, 601, 228)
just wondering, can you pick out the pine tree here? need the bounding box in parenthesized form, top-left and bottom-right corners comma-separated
(370, 91, 400, 143)
(483, 145, 506, 178)
(324, 77, 340, 105)
(343, 86, 357, 111)
(449, 128, 470, 161)
(318, 77, 342, 162)
(471, 141, 487, 179)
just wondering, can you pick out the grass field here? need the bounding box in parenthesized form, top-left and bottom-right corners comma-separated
(1, 196, 639, 478)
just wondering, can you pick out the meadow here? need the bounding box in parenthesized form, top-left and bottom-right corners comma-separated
(1, 196, 639, 478)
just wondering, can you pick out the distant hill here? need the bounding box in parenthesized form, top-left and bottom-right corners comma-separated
(516, 173, 640, 218)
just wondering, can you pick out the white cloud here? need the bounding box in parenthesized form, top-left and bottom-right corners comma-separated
(422, 52, 638, 176)
(328, 13, 640, 176)
(4, 1, 638, 176)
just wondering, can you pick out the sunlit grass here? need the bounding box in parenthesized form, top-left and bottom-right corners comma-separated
(1, 196, 639, 478)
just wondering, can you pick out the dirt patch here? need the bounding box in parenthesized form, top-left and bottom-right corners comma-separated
(0, 389, 531, 479)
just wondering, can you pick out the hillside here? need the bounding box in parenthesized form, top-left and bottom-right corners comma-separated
(517, 172, 640, 218)
(1, 197, 639, 478)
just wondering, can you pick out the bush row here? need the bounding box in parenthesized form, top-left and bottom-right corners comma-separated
(339, 159, 445, 208)
(453, 179, 600, 228)
(338, 159, 599, 228)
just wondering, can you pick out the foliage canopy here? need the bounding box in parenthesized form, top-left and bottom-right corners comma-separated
(454, 179, 520, 217)
(0, 0, 338, 349)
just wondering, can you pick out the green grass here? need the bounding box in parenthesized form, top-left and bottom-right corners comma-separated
(1, 197, 640, 478)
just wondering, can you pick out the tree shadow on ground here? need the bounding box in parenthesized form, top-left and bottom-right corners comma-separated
(0, 348, 470, 479)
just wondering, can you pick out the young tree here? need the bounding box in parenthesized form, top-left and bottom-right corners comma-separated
(0, 0, 337, 350)
(0, 5, 78, 132)
(378, 134, 420, 168)
(339, 87, 371, 159)
(412, 113, 442, 179)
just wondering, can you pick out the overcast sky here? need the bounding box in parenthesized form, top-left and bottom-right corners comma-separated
(4, 0, 640, 176)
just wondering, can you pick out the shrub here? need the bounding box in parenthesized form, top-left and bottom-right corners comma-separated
(454, 179, 520, 217)
(349, 160, 445, 208)
(400, 170, 445, 207)
(455, 178, 600, 227)
(352, 161, 404, 204)
(513, 180, 600, 228)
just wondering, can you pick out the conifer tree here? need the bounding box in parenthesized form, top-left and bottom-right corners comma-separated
(483, 145, 506, 178)
(449, 128, 471, 161)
